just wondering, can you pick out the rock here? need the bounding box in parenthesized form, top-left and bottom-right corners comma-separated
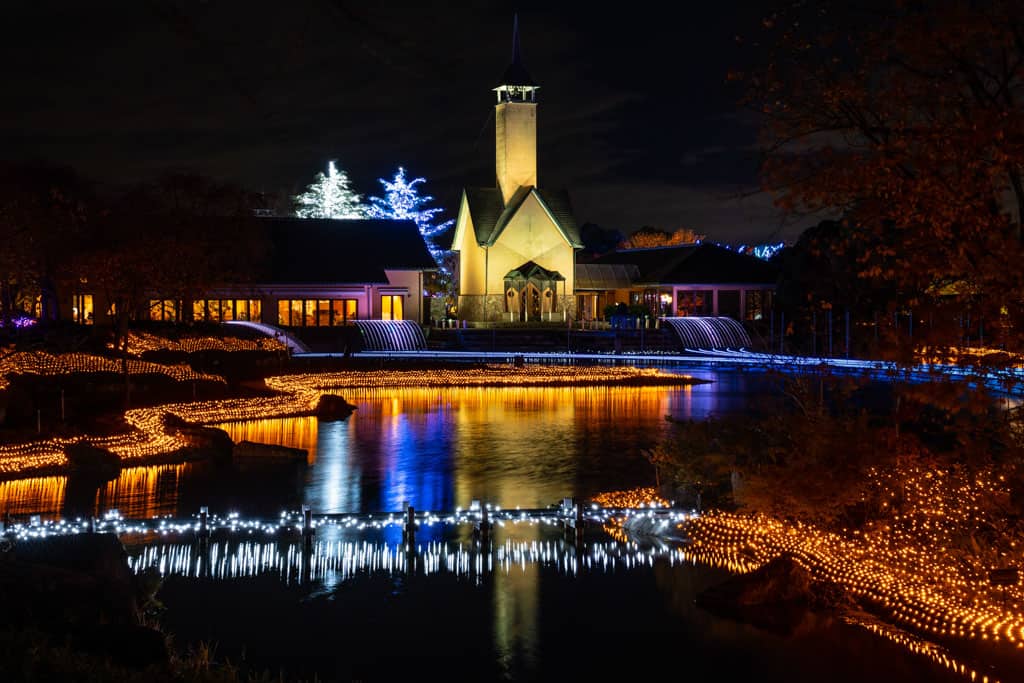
(233, 440, 308, 464)
(64, 441, 121, 479)
(696, 553, 834, 634)
(316, 394, 357, 421)
(75, 624, 169, 669)
(163, 413, 233, 463)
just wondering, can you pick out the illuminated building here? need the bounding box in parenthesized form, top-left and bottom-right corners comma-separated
(577, 243, 778, 321)
(452, 18, 582, 322)
(451, 20, 777, 325)
(62, 218, 437, 334)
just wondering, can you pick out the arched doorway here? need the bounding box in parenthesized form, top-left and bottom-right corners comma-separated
(520, 283, 542, 322)
(503, 261, 566, 323)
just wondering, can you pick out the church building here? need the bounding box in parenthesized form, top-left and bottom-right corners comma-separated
(451, 21, 582, 322)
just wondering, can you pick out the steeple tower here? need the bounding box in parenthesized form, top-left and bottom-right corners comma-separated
(494, 15, 539, 204)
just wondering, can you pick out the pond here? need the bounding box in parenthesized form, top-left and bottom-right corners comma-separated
(0, 368, 982, 681)
(0, 369, 765, 519)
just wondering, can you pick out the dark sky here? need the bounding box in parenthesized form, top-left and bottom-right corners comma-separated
(0, 1, 796, 243)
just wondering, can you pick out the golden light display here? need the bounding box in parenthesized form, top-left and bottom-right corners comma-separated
(626, 465, 1024, 660)
(0, 365, 692, 478)
(111, 331, 287, 356)
(591, 487, 668, 509)
(0, 349, 224, 391)
(263, 365, 691, 393)
(588, 479, 1019, 682)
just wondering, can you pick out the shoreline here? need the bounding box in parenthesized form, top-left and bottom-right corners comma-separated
(0, 364, 703, 483)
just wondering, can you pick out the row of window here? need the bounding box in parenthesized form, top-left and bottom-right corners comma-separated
(627, 289, 774, 321)
(70, 295, 408, 325)
(277, 299, 358, 327)
(150, 299, 263, 323)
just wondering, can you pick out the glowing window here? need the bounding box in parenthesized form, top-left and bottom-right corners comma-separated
(148, 299, 178, 322)
(381, 295, 403, 321)
(73, 294, 94, 325)
(331, 299, 357, 325)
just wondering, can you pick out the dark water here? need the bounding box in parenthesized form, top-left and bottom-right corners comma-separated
(144, 524, 966, 683)
(0, 369, 982, 681)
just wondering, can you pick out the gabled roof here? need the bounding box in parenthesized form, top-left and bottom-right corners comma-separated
(462, 187, 583, 249)
(260, 218, 436, 285)
(504, 260, 565, 282)
(591, 243, 777, 286)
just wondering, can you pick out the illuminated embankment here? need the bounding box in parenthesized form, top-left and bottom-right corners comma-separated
(601, 482, 1016, 683)
(0, 350, 223, 391)
(0, 365, 694, 478)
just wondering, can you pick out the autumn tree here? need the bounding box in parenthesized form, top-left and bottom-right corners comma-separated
(744, 0, 1024, 353)
(619, 226, 705, 249)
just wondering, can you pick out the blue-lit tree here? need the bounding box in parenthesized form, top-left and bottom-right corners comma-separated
(293, 161, 365, 219)
(366, 167, 453, 261)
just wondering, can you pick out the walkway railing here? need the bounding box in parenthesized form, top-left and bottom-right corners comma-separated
(1, 502, 694, 584)
(2, 501, 691, 543)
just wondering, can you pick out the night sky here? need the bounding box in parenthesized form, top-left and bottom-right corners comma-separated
(0, 1, 794, 243)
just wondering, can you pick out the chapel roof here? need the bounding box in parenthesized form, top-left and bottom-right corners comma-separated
(463, 187, 583, 249)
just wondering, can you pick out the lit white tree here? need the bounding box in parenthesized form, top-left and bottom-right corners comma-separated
(366, 167, 453, 261)
(293, 161, 365, 218)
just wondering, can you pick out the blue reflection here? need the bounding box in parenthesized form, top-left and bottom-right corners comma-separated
(304, 420, 360, 513)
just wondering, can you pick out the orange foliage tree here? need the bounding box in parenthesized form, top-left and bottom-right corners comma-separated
(619, 227, 705, 249)
(742, 0, 1024, 354)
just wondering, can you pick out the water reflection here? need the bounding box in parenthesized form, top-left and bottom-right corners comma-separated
(141, 522, 971, 683)
(0, 374, 765, 519)
(0, 464, 191, 520)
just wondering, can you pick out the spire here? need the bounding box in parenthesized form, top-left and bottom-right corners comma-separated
(496, 15, 537, 93)
(512, 13, 522, 65)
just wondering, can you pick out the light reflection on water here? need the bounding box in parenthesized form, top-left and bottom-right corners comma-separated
(0, 463, 192, 520)
(0, 373, 761, 520)
(140, 521, 970, 683)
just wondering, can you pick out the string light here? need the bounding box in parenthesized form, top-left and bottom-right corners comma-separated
(0, 350, 223, 391)
(641, 465, 1024, 655)
(110, 331, 286, 355)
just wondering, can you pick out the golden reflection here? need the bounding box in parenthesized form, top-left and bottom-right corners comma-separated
(493, 522, 541, 668)
(344, 384, 685, 416)
(222, 416, 320, 464)
(0, 364, 691, 477)
(0, 475, 67, 519)
(97, 464, 191, 519)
